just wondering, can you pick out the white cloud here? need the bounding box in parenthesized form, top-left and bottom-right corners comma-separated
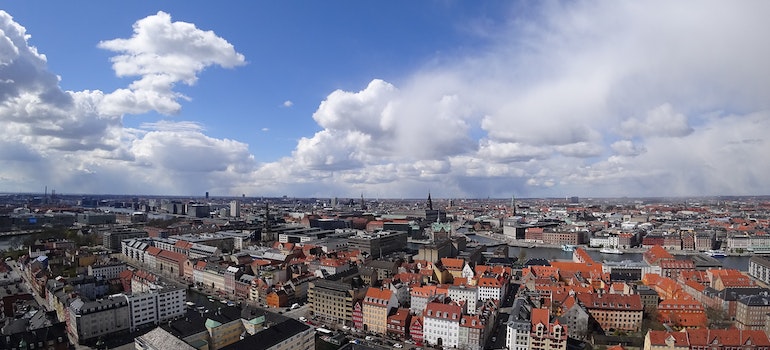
(0, 10, 254, 195)
(282, 100, 293, 107)
(97, 11, 245, 116)
(610, 140, 646, 157)
(620, 103, 693, 138)
(3, 2, 770, 198)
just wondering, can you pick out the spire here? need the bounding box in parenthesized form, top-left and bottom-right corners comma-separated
(428, 192, 433, 211)
(512, 195, 517, 216)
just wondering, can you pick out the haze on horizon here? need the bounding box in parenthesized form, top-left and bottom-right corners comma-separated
(0, 1, 769, 199)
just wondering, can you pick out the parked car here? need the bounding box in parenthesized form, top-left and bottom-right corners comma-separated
(365, 336, 374, 341)
(393, 344, 403, 348)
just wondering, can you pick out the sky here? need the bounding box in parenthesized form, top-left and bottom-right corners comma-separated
(0, 1, 769, 199)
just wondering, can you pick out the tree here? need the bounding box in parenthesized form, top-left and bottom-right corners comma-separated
(705, 306, 730, 328)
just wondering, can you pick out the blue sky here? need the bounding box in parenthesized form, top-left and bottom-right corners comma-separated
(1, 1, 769, 198)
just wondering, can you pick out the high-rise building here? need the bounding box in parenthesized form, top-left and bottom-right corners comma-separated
(230, 200, 240, 218)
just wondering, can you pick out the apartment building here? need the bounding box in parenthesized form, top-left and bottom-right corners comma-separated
(749, 255, 770, 284)
(584, 293, 643, 332)
(308, 273, 367, 326)
(529, 308, 567, 350)
(87, 261, 127, 280)
(645, 329, 770, 349)
(423, 302, 462, 348)
(736, 293, 770, 330)
(363, 287, 398, 334)
(67, 295, 130, 344)
(448, 285, 478, 314)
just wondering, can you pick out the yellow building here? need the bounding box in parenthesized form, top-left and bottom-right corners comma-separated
(362, 287, 398, 334)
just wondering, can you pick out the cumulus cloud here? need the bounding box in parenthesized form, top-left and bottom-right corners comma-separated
(610, 140, 646, 157)
(3, 2, 770, 198)
(620, 103, 694, 138)
(282, 100, 293, 107)
(97, 11, 245, 116)
(265, 1, 770, 197)
(0, 10, 253, 195)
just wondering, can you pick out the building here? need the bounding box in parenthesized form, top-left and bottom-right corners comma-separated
(583, 293, 643, 332)
(736, 292, 770, 330)
(506, 298, 532, 350)
(308, 271, 367, 326)
(423, 302, 462, 348)
(104, 228, 149, 251)
(448, 285, 478, 314)
(230, 200, 240, 218)
(749, 255, 770, 285)
(644, 328, 770, 349)
(362, 287, 398, 334)
(87, 261, 127, 280)
(477, 275, 506, 302)
(67, 295, 130, 344)
(529, 308, 567, 350)
(387, 308, 412, 339)
(347, 231, 407, 258)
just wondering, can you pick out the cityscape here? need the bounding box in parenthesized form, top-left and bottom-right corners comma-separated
(1, 2, 770, 350)
(1, 193, 770, 350)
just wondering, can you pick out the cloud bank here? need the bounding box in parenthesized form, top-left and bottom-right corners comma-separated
(1, 2, 770, 198)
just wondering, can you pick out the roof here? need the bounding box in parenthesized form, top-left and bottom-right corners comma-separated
(363, 287, 393, 306)
(424, 302, 462, 321)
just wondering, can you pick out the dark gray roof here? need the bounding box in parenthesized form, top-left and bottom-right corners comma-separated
(219, 318, 310, 350)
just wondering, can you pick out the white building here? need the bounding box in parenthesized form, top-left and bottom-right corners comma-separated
(448, 285, 478, 314)
(423, 302, 462, 348)
(87, 261, 127, 280)
(477, 276, 505, 302)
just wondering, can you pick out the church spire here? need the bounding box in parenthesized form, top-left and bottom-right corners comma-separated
(427, 192, 433, 211)
(512, 195, 517, 216)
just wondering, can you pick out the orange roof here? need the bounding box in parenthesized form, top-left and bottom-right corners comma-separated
(157, 249, 186, 263)
(441, 257, 466, 270)
(146, 246, 162, 256)
(425, 302, 462, 321)
(364, 287, 393, 306)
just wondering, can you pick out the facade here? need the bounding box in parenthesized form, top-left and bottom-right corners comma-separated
(644, 328, 770, 349)
(506, 298, 532, 350)
(529, 308, 567, 350)
(67, 295, 130, 343)
(736, 293, 770, 330)
(749, 255, 770, 285)
(87, 261, 128, 280)
(585, 294, 643, 332)
(423, 302, 462, 348)
(362, 287, 398, 334)
(387, 308, 412, 339)
(104, 228, 148, 251)
(556, 299, 590, 340)
(477, 275, 505, 302)
(459, 314, 485, 350)
(347, 231, 407, 257)
(308, 276, 366, 326)
(448, 285, 478, 314)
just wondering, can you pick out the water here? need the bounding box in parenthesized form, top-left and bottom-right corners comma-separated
(466, 233, 750, 271)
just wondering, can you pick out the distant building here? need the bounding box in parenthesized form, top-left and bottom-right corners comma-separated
(103, 228, 148, 251)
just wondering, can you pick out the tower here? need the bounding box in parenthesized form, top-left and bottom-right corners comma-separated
(230, 200, 240, 218)
(427, 192, 433, 211)
(511, 195, 517, 216)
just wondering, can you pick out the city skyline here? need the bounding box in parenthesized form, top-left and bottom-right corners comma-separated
(1, 2, 769, 199)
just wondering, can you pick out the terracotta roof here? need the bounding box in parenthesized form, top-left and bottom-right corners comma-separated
(587, 293, 643, 311)
(648, 329, 770, 347)
(424, 302, 462, 321)
(157, 249, 186, 263)
(460, 315, 484, 329)
(146, 246, 162, 256)
(477, 276, 502, 287)
(364, 287, 393, 306)
(441, 258, 465, 270)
